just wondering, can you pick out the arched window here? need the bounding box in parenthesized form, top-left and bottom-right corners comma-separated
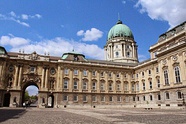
(174, 66, 181, 83)
(164, 70, 169, 85)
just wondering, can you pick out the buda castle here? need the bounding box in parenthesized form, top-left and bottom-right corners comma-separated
(0, 19, 186, 108)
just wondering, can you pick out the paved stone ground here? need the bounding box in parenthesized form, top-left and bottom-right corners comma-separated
(0, 107, 186, 124)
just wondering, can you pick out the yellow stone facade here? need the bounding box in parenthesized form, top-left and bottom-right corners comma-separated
(0, 21, 185, 108)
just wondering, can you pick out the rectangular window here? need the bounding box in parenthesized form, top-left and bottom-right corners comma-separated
(143, 82, 145, 90)
(83, 70, 87, 76)
(148, 70, 151, 75)
(136, 83, 139, 91)
(150, 95, 153, 101)
(132, 84, 135, 91)
(92, 96, 97, 102)
(73, 81, 78, 89)
(157, 79, 160, 88)
(133, 96, 135, 101)
(63, 80, 68, 89)
(177, 91, 182, 99)
(117, 96, 121, 102)
(124, 83, 128, 91)
(158, 94, 161, 100)
(165, 92, 170, 99)
(63, 95, 68, 101)
(101, 96, 105, 102)
(156, 67, 159, 73)
(164, 70, 169, 85)
(73, 95, 78, 101)
(109, 96, 113, 102)
(174, 66, 181, 83)
(64, 68, 69, 75)
(143, 96, 146, 101)
(100, 83, 105, 90)
(83, 95, 87, 102)
(83, 82, 87, 90)
(92, 82, 96, 90)
(137, 96, 139, 101)
(149, 81, 152, 89)
(117, 83, 120, 91)
(92, 71, 96, 76)
(74, 69, 78, 75)
(100, 72, 104, 77)
(109, 83, 112, 91)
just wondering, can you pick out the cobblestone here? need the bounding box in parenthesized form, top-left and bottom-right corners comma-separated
(0, 107, 186, 124)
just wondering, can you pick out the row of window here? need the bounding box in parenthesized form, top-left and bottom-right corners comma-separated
(63, 95, 122, 102)
(64, 69, 123, 78)
(62, 91, 183, 102)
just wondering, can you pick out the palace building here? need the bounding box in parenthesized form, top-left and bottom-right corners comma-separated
(0, 19, 186, 108)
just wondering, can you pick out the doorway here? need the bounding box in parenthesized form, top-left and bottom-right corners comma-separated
(3, 93, 11, 107)
(48, 94, 54, 108)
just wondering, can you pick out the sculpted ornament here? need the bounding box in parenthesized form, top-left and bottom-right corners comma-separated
(162, 59, 167, 65)
(172, 55, 178, 61)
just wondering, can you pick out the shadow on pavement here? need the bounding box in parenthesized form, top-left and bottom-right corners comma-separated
(0, 108, 27, 123)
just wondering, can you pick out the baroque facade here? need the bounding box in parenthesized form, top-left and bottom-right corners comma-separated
(0, 20, 186, 108)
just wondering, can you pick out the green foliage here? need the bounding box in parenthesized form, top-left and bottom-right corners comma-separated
(24, 90, 30, 101)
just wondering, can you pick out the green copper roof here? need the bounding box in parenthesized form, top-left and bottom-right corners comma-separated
(107, 20, 134, 40)
(0, 46, 7, 54)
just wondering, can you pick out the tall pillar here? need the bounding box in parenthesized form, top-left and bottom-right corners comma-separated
(18, 65, 23, 87)
(124, 43, 126, 57)
(132, 43, 135, 58)
(69, 68, 73, 91)
(88, 70, 92, 91)
(56, 66, 61, 90)
(105, 71, 108, 91)
(79, 69, 82, 91)
(44, 67, 49, 89)
(13, 65, 19, 87)
(41, 67, 45, 89)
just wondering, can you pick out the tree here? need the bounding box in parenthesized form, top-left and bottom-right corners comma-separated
(24, 90, 30, 101)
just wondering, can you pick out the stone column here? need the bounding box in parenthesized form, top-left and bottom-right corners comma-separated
(69, 68, 73, 91)
(121, 73, 124, 91)
(88, 70, 92, 91)
(105, 71, 108, 91)
(41, 67, 45, 89)
(60, 67, 63, 90)
(124, 43, 126, 57)
(128, 73, 131, 93)
(79, 69, 82, 91)
(18, 65, 23, 87)
(132, 43, 135, 58)
(113, 72, 116, 92)
(56, 66, 61, 91)
(13, 65, 19, 87)
(45, 67, 49, 89)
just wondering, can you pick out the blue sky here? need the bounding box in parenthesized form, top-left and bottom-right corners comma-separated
(0, 0, 186, 95)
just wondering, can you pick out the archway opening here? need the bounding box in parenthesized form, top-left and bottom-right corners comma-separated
(3, 93, 11, 107)
(48, 94, 54, 108)
(22, 84, 39, 107)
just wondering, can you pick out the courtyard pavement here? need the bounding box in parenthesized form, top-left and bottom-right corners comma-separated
(0, 107, 186, 124)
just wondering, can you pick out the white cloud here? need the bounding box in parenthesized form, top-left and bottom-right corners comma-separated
(122, 0, 126, 4)
(0, 11, 42, 27)
(1, 35, 104, 60)
(138, 54, 148, 62)
(21, 14, 29, 20)
(0, 35, 30, 47)
(77, 28, 103, 41)
(135, 0, 186, 28)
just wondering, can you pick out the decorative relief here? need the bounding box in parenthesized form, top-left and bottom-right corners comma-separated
(22, 76, 41, 83)
(8, 65, 14, 72)
(172, 55, 178, 61)
(162, 59, 167, 65)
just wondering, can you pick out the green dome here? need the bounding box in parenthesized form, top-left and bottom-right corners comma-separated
(107, 20, 134, 40)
